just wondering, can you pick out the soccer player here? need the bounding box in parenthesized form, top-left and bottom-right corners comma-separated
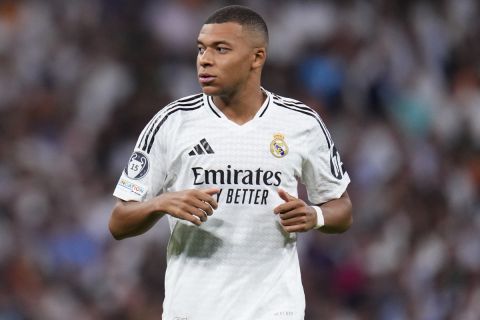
(109, 5, 352, 320)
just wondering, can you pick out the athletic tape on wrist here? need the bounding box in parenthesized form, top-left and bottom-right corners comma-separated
(313, 206, 324, 229)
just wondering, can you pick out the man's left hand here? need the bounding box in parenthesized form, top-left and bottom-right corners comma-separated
(273, 189, 318, 233)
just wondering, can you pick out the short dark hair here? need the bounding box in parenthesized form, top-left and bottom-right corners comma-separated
(204, 5, 268, 45)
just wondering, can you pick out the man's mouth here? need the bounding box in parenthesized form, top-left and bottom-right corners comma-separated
(199, 74, 216, 84)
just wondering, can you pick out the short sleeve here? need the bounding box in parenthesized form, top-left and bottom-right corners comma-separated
(301, 121, 350, 204)
(113, 115, 167, 202)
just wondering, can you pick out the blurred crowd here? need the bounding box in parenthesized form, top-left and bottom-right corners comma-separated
(0, 0, 479, 319)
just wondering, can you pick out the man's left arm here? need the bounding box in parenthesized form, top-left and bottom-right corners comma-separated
(274, 190, 352, 234)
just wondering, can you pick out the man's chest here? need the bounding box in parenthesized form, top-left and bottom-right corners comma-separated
(170, 125, 302, 173)
(162, 123, 305, 197)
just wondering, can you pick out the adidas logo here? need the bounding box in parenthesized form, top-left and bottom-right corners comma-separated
(188, 138, 214, 156)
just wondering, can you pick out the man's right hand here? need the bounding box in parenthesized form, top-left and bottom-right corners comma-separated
(153, 187, 220, 226)
(109, 187, 220, 240)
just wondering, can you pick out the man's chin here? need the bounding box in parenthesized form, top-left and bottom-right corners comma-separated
(200, 85, 221, 96)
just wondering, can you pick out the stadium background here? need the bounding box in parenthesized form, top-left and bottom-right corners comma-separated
(0, 0, 479, 319)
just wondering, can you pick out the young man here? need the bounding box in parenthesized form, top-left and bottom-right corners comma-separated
(109, 5, 352, 320)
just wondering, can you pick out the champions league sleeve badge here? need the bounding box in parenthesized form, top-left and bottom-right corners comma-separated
(124, 151, 149, 180)
(270, 133, 289, 158)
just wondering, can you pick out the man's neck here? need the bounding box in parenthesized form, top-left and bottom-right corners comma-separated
(213, 85, 266, 125)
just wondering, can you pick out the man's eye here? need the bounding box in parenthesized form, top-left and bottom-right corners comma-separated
(198, 47, 205, 54)
(217, 47, 229, 53)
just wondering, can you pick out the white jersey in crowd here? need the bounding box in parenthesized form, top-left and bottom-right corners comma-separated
(113, 89, 350, 320)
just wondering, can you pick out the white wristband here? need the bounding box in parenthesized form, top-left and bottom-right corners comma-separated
(312, 206, 324, 229)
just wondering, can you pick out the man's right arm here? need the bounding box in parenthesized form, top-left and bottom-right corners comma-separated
(109, 188, 219, 240)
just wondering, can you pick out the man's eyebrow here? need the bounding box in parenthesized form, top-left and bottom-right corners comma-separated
(197, 40, 233, 46)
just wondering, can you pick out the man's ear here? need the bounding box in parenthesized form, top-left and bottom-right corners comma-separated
(252, 47, 267, 69)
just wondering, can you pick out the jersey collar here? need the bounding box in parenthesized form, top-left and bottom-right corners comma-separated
(204, 88, 272, 122)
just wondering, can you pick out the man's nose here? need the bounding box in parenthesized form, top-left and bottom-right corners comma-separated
(198, 48, 213, 67)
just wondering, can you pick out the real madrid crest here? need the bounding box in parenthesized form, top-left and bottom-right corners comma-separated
(270, 133, 289, 158)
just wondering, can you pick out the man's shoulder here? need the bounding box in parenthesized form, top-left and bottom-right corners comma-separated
(148, 93, 205, 123)
(158, 93, 205, 114)
(272, 93, 317, 113)
(269, 92, 322, 125)
(140, 92, 204, 133)
(170, 92, 205, 105)
(270, 92, 304, 106)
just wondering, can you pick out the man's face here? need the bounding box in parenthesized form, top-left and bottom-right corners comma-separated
(196, 22, 259, 96)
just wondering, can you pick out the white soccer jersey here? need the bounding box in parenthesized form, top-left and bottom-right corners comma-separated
(113, 89, 350, 320)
